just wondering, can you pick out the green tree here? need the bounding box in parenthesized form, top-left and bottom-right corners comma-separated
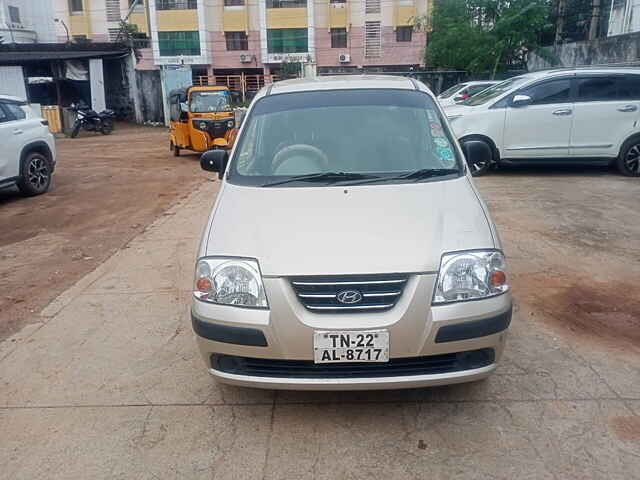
(420, 0, 553, 75)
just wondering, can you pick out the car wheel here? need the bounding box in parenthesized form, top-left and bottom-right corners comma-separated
(461, 138, 493, 176)
(617, 137, 640, 177)
(173, 144, 180, 157)
(17, 152, 52, 196)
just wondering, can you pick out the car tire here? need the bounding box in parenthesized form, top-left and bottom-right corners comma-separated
(17, 152, 52, 196)
(617, 136, 640, 177)
(461, 137, 494, 177)
(173, 144, 180, 157)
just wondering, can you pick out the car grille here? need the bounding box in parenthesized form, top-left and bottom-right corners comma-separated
(289, 274, 409, 313)
(206, 121, 228, 137)
(211, 349, 495, 379)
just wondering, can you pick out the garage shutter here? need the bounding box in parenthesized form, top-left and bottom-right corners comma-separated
(0, 66, 27, 100)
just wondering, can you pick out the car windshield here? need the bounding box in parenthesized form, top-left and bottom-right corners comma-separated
(228, 89, 462, 187)
(190, 91, 231, 113)
(463, 76, 531, 106)
(439, 83, 466, 99)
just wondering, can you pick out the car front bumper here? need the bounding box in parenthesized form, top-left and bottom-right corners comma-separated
(191, 274, 512, 390)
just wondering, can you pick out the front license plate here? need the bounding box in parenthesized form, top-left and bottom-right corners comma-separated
(313, 330, 389, 363)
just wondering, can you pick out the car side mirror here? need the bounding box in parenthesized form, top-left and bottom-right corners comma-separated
(511, 94, 532, 107)
(462, 140, 492, 172)
(201, 149, 229, 179)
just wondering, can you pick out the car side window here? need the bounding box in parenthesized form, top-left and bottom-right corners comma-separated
(618, 75, 640, 100)
(4, 102, 26, 120)
(577, 77, 619, 102)
(519, 79, 571, 105)
(0, 103, 9, 123)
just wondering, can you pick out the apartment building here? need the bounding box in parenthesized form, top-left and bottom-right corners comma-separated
(0, 0, 57, 43)
(53, 0, 428, 75)
(53, 0, 150, 43)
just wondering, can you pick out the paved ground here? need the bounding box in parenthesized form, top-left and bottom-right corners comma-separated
(0, 125, 206, 340)
(1, 157, 639, 478)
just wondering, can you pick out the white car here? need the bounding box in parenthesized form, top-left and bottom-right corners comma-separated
(0, 95, 56, 196)
(437, 81, 500, 107)
(445, 68, 640, 177)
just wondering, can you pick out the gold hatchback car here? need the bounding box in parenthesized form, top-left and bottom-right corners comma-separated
(191, 76, 512, 390)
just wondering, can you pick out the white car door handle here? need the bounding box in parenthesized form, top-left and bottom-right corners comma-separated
(13, 129, 23, 135)
(552, 108, 572, 116)
(617, 105, 638, 113)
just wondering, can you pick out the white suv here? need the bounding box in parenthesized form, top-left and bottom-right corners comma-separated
(0, 96, 57, 196)
(445, 68, 640, 177)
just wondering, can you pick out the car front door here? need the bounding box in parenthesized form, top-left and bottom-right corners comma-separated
(502, 78, 574, 159)
(0, 102, 22, 181)
(570, 74, 640, 157)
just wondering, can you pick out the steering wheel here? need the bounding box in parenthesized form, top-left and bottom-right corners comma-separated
(271, 144, 329, 175)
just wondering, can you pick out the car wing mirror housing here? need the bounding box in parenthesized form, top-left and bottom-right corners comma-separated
(512, 94, 532, 107)
(201, 150, 229, 179)
(462, 140, 492, 172)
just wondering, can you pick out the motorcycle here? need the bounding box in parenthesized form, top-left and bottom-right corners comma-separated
(69, 102, 115, 138)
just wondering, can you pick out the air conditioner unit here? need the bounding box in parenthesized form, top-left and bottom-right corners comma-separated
(240, 54, 254, 63)
(338, 54, 351, 63)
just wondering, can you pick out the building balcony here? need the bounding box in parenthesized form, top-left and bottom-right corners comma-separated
(394, 0, 416, 27)
(329, 0, 347, 29)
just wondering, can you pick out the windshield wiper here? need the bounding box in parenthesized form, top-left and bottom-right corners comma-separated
(344, 168, 460, 185)
(262, 172, 379, 187)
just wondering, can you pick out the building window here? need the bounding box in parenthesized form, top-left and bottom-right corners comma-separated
(225, 31, 248, 50)
(365, 0, 380, 14)
(158, 31, 201, 56)
(156, 0, 197, 10)
(330, 28, 347, 48)
(266, 0, 307, 8)
(224, 0, 244, 5)
(364, 21, 381, 57)
(8, 6, 20, 23)
(396, 26, 412, 42)
(69, 0, 84, 13)
(330, 0, 346, 3)
(267, 28, 308, 53)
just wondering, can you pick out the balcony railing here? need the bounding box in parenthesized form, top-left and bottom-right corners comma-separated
(156, 0, 197, 10)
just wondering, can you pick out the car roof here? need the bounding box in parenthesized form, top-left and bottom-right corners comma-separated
(0, 94, 26, 103)
(530, 67, 640, 78)
(466, 80, 500, 85)
(263, 75, 422, 97)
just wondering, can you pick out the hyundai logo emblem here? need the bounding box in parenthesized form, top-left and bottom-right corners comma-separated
(336, 289, 363, 305)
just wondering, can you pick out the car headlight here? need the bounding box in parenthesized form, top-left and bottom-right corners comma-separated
(194, 257, 268, 308)
(433, 250, 508, 304)
(199, 121, 207, 130)
(226, 120, 234, 128)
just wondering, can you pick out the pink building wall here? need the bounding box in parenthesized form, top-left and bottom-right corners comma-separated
(135, 48, 158, 71)
(315, 27, 425, 68)
(209, 31, 264, 71)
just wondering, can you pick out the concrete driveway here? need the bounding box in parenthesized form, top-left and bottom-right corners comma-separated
(1, 167, 639, 479)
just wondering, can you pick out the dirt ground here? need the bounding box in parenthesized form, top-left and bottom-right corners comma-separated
(479, 165, 640, 356)
(0, 124, 208, 341)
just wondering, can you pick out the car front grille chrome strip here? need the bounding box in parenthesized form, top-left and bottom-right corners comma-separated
(306, 304, 395, 310)
(290, 274, 409, 313)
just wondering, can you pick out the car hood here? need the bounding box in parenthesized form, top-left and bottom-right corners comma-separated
(203, 177, 494, 276)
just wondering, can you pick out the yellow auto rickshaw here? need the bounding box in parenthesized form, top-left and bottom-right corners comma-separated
(168, 86, 238, 156)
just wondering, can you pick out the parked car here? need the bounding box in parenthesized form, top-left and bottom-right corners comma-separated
(445, 68, 640, 176)
(191, 75, 512, 391)
(437, 81, 500, 107)
(0, 95, 56, 196)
